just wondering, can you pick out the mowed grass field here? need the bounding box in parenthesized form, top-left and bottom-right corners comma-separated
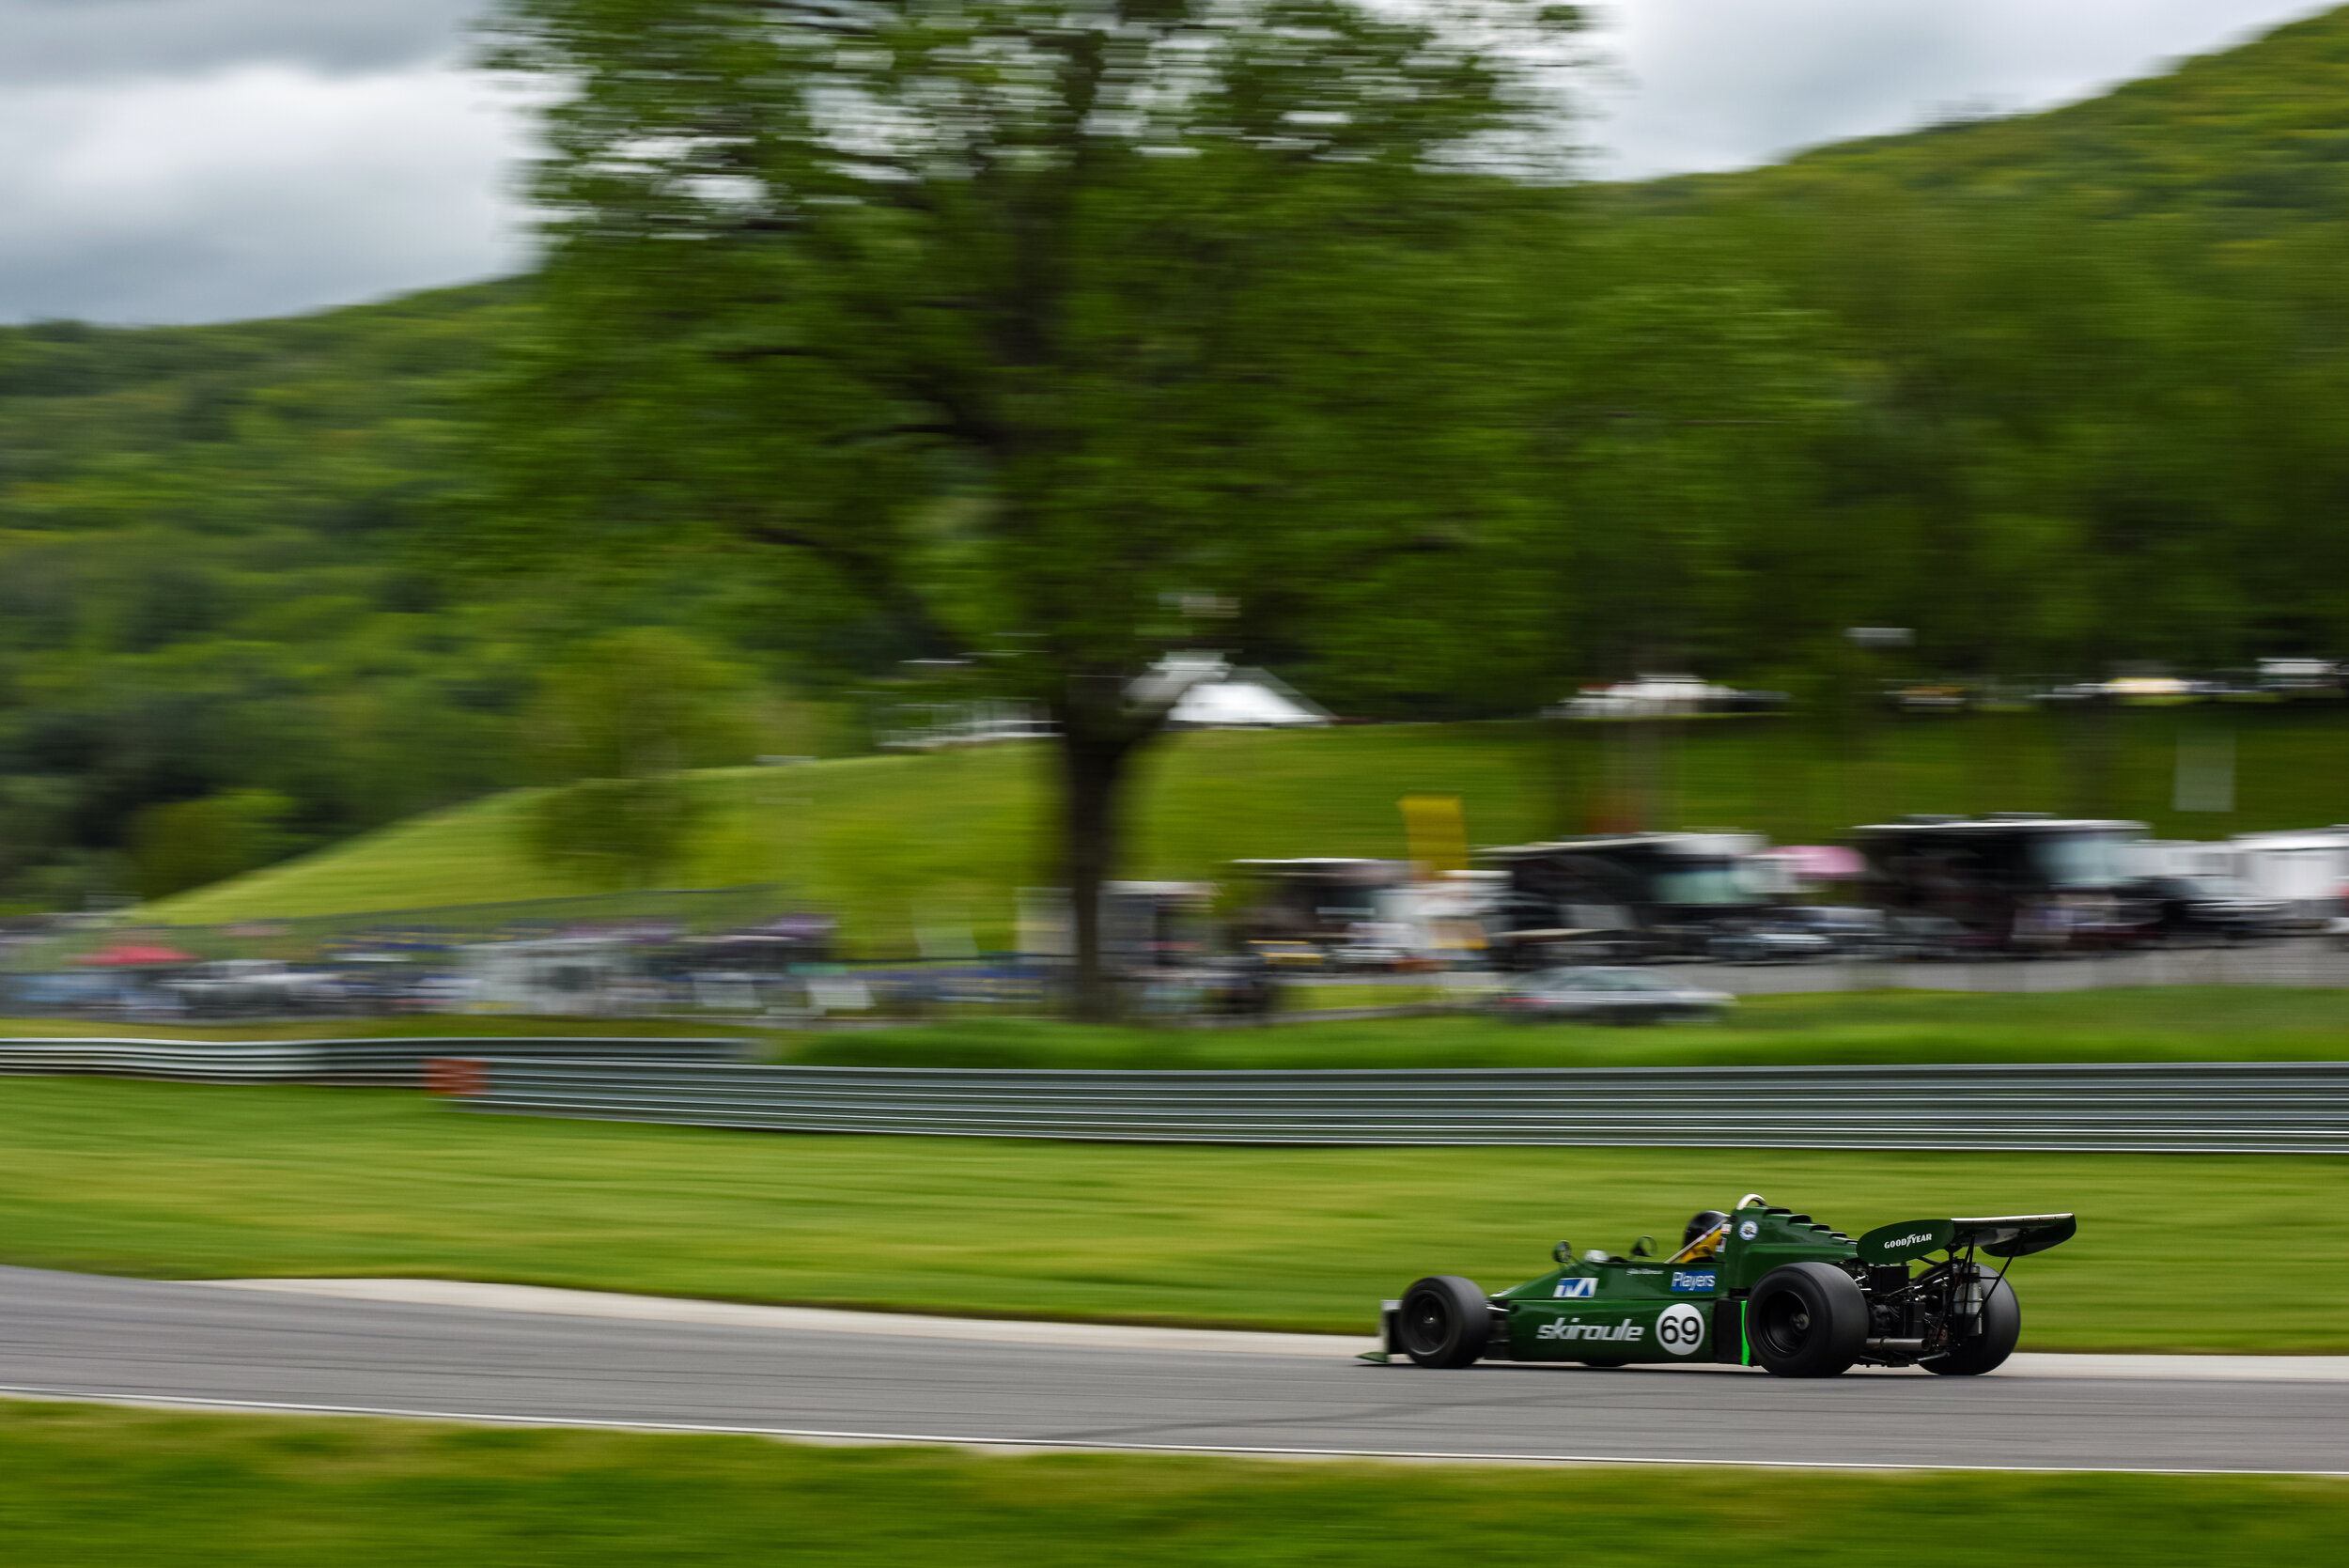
(2, 1075, 2342, 1351)
(146, 708, 2349, 952)
(1, 1403, 2342, 1567)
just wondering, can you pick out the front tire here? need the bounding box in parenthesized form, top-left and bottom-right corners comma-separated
(1924, 1271, 2021, 1376)
(1398, 1275, 1490, 1369)
(1748, 1262, 1868, 1377)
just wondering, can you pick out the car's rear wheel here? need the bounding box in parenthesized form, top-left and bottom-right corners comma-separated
(1398, 1275, 1490, 1369)
(1748, 1262, 1867, 1377)
(1923, 1270, 2020, 1375)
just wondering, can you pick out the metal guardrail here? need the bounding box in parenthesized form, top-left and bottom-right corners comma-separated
(0, 1037, 753, 1088)
(10, 1038, 2343, 1152)
(448, 1059, 2349, 1154)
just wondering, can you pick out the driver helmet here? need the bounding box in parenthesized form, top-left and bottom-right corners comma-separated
(1683, 1210, 1731, 1248)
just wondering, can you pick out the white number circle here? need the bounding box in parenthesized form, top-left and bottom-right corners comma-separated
(1656, 1303, 1706, 1358)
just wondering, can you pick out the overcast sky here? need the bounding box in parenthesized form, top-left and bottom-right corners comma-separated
(2, 0, 2334, 326)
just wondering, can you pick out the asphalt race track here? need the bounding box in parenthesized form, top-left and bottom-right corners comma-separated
(2, 1266, 2344, 1474)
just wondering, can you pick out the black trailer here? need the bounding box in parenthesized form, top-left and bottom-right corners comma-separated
(1850, 814, 2146, 954)
(1477, 832, 1773, 968)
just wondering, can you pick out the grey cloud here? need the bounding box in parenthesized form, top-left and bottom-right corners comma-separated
(0, 64, 527, 323)
(0, 0, 492, 85)
(1, 0, 2340, 325)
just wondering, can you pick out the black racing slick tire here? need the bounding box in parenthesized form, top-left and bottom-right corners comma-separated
(1748, 1262, 1868, 1378)
(1398, 1275, 1490, 1369)
(1924, 1272, 2021, 1376)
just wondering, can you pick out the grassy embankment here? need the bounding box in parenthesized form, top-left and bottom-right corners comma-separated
(0, 1402, 2341, 1564)
(2, 1073, 2342, 1351)
(146, 708, 2349, 951)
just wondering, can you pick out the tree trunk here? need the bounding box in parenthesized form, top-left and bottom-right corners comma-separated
(1057, 718, 1144, 1022)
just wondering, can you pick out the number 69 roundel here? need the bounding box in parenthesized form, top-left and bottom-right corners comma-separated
(1655, 1303, 1706, 1356)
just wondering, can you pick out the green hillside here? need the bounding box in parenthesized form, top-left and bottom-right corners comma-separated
(1595, 7, 2349, 690)
(150, 710, 2349, 949)
(0, 287, 836, 911)
(1639, 6, 2349, 222)
(0, 287, 525, 908)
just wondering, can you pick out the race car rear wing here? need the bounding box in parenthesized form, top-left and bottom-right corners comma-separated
(1857, 1213, 2077, 1264)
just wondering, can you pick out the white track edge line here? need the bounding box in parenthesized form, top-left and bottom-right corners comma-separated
(0, 1386, 2339, 1478)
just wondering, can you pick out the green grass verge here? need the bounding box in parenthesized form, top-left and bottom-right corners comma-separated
(1273, 981, 1451, 1012)
(146, 707, 2349, 952)
(2, 1076, 2342, 1350)
(2, 1401, 2344, 1565)
(789, 986, 2349, 1069)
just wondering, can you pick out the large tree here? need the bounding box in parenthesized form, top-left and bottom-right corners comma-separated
(480, 0, 1584, 1010)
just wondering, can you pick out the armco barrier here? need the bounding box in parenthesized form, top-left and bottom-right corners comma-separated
(449, 1059, 2349, 1154)
(0, 1036, 752, 1089)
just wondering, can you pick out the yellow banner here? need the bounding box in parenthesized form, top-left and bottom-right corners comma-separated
(1400, 794, 1468, 877)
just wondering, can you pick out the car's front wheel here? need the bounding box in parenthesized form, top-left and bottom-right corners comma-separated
(1397, 1275, 1490, 1369)
(1747, 1263, 1867, 1377)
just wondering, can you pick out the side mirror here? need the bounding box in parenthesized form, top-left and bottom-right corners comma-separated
(1630, 1234, 1657, 1260)
(1552, 1240, 1575, 1265)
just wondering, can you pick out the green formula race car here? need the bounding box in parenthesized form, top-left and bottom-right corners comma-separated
(1376, 1194, 2077, 1378)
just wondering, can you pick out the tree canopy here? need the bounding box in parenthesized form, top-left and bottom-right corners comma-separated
(478, 0, 1597, 1004)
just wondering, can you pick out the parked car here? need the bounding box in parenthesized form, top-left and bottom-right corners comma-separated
(1488, 967, 1732, 1025)
(2116, 877, 2287, 945)
(1192, 955, 1276, 1017)
(1881, 914, 1974, 960)
(1703, 923, 1834, 964)
(1762, 906, 1890, 955)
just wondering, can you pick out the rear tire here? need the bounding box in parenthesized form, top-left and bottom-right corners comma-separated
(1748, 1262, 1867, 1377)
(1398, 1275, 1490, 1369)
(1924, 1272, 2021, 1376)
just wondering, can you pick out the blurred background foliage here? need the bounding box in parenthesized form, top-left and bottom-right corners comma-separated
(520, 629, 770, 890)
(0, 288, 843, 908)
(6, 7, 2349, 911)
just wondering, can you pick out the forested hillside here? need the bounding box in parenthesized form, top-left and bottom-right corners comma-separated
(0, 287, 815, 908)
(1601, 5, 2349, 676)
(1650, 5, 2349, 224)
(6, 6, 2349, 912)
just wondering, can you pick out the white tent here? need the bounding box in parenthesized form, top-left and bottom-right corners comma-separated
(1147, 655, 1332, 728)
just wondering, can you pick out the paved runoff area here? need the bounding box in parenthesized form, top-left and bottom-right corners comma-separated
(2, 1267, 2344, 1474)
